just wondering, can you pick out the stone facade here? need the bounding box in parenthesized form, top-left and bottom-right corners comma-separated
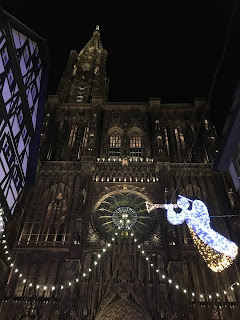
(0, 27, 240, 320)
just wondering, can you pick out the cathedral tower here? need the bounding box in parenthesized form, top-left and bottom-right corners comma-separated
(1, 27, 240, 320)
(56, 26, 109, 103)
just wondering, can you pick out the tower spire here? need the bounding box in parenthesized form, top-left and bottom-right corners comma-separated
(57, 26, 109, 103)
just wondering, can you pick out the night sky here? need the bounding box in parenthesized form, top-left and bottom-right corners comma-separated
(2, 1, 240, 134)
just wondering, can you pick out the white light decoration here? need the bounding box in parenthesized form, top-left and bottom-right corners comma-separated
(0, 208, 4, 234)
(147, 196, 238, 272)
(167, 196, 238, 272)
(2, 224, 238, 300)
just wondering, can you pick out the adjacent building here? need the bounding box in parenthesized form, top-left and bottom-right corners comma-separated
(0, 26, 239, 320)
(214, 82, 240, 194)
(0, 9, 49, 218)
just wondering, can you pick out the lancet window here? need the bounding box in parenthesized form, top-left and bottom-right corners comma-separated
(82, 125, 89, 149)
(109, 130, 121, 157)
(68, 124, 78, 147)
(130, 132, 142, 157)
(41, 192, 68, 243)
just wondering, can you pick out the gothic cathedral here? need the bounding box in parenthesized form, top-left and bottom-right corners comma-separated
(1, 26, 240, 320)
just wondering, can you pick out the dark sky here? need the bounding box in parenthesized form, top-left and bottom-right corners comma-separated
(2, 0, 240, 133)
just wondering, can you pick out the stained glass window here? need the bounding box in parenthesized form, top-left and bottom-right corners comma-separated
(92, 192, 157, 243)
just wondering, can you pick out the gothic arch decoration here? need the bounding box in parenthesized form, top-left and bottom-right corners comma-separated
(92, 188, 158, 243)
(96, 299, 152, 320)
(171, 111, 186, 124)
(68, 110, 80, 124)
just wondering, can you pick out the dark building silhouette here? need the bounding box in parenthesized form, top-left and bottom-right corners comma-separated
(0, 26, 240, 320)
(214, 82, 240, 195)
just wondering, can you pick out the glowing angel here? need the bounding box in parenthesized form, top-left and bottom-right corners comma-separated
(147, 196, 238, 272)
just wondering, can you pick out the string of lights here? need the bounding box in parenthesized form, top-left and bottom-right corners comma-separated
(1, 223, 240, 301)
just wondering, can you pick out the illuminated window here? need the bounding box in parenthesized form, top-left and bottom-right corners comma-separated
(18, 110, 23, 125)
(43, 193, 67, 242)
(130, 133, 141, 157)
(7, 69, 13, 85)
(77, 95, 83, 102)
(34, 46, 39, 56)
(31, 85, 36, 100)
(82, 126, 89, 148)
(7, 149, 12, 162)
(77, 86, 85, 102)
(68, 124, 77, 147)
(13, 168, 17, 180)
(23, 46, 29, 63)
(22, 126, 27, 139)
(2, 47, 9, 65)
(109, 131, 121, 156)
(164, 128, 170, 156)
(3, 141, 9, 153)
(37, 58, 41, 68)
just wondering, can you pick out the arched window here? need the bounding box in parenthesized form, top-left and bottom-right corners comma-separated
(42, 192, 67, 242)
(68, 124, 77, 147)
(109, 130, 121, 156)
(130, 132, 142, 157)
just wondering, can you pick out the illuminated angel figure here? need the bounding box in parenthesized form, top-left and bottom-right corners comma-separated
(166, 196, 238, 272)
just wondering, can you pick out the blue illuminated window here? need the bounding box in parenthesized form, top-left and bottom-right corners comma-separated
(18, 110, 23, 125)
(2, 47, 9, 66)
(23, 46, 29, 63)
(31, 85, 36, 100)
(34, 47, 39, 56)
(15, 176, 20, 187)
(13, 168, 17, 179)
(37, 58, 41, 68)
(22, 126, 27, 139)
(3, 141, 8, 153)
(7, 149, 12, 162)
(7, 69, 13, 85)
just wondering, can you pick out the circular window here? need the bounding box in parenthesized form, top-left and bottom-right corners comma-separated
(112, 206, 138, 230)
(92, 192, 158, 243)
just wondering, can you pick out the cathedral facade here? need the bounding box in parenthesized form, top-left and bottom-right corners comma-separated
(0, 26, 240, 320)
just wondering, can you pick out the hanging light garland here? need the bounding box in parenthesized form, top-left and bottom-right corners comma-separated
(1, 224, 240, 302)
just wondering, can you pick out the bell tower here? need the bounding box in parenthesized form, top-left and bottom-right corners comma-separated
(57, 25, 109, 103)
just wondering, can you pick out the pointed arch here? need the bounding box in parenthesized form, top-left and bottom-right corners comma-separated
(128, 127, 143, 158)
(96, 299, 151, 320)
(40, 183, 72, 243)
(108, 126, 123, 157)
